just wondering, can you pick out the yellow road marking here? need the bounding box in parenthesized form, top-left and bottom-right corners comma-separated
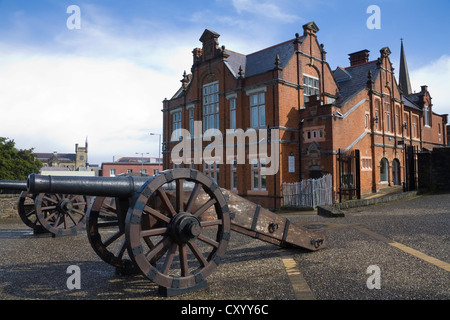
(281, 256, 315, 300)
(353, 225, 450, 272)
(406, 195, 423, 201)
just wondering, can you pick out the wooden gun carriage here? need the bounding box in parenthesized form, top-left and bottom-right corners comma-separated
(1, 168, 326, 296)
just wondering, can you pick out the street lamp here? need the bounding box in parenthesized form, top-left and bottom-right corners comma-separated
(135, 152, 149, 175)
(149, 132, 162, 174)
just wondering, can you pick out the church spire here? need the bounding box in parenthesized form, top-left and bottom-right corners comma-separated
(399, 39, 412, 95)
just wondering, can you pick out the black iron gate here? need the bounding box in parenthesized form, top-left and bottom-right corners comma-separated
(338, 149, 361, 202)
(404, 145, 418, 191)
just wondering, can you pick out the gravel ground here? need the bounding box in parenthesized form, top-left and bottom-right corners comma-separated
(0, 192, 448, 302)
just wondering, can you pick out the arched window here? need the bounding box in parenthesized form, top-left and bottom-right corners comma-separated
(380, 158, 389, 182)
(365, 114, 370, 129)
(392, 159, 401, 186)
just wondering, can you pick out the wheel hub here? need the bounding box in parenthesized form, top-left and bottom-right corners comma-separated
(169, 212, 201, 244)
(58, 199, 74, 214)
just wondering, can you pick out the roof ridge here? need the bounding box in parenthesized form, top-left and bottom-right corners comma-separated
(344, 60, 378, 70)
(247, 37, 298, 57)
(224, 48, 246, 56)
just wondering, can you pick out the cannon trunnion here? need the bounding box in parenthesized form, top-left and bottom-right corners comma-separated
(2, 169, 326, 296)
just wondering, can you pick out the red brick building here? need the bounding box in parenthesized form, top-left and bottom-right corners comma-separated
(162, 22, 448, 209)
(101, 157, 162, 177)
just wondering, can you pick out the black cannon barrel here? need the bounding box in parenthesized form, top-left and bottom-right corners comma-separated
(0, 180, 28, 191)
(27, 174, 152, 197)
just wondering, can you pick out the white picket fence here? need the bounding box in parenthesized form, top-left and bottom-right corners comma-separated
(282, 174, 333, 208)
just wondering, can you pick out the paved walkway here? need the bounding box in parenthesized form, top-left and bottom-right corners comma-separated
(0, 191, 448, 303)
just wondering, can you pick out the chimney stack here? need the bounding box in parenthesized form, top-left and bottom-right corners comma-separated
(348, 50, 370, 67)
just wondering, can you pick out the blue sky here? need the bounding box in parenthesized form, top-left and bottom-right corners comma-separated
(0, 0, 449, 165)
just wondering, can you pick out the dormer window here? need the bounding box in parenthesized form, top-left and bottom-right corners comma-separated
(303, 75, 319, 103)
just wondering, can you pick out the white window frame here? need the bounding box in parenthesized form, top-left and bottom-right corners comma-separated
(171, 109, 182, 141)
(251, 158, 266, 191)
(204, 161, 220, 184)
(230, 98, 236, 130)
(303, 74, 320, 103)
(187, 103, 195, 134)
(231, 159, 237, 190)
(424, 105, 430, 127)
(245, 87, 266, 129)
(250, 92, 265, 128)
(203, 81, 219, 132)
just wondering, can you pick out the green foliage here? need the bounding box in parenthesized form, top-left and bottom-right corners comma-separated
(0, 137, 43, 180)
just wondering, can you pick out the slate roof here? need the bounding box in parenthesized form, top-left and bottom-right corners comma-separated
(333, 61, 380, 105)
(223, 49, 246, 78)
(224, 37, 303, 79)
(36, 153, 76, 162)
(114, 157, 162, 164)
(172, 36, 303, 98)
(40, 167, 70, 171)
(403, 94, 422, 111)
(242, 38, 297, 78)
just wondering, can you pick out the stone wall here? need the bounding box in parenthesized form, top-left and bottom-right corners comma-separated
(0, 194, 19, 218)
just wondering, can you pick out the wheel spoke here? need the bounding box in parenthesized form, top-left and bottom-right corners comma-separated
(125, 169, 230, 289)
(188, 241, 207, 267)
(51, 214, 61, 227)
(43, 211, 57, 222)
(101, 203, 117, 215)
(140, 227, 167, 238)
(145, 236, 171, 262)
(25, 209, 36, 219)
(162, 242, 178, 275)
(116, 239, 127, 259)
(144, 205, 171, 223)
(41, 205, 57, 211)
(66, 212, 78, 225)
(30, 215, 39, 227)
(185, 183, 201, 214)
(70, 208, 86, 216)
(176, 178, 184, 212)
(193, 198, 216, 218)
(197, 234, 219, 248)
(63, 214, 68, 229)
(179, 244, 189, 276)
(143, 235, 155, 250)
(103, 230, 124, 247)
(43, 195, 58, 204)
(73, 201, 87, 207)
(157, 187, 176, 217)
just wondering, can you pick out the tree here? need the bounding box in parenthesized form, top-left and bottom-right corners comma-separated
(0, 137, 43, 180)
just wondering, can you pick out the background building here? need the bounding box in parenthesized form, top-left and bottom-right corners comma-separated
(162, 22, 447, 209)
(101, 156, 162, 177)
(35, 140, 97, 176)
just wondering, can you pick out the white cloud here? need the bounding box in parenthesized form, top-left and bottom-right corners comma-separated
(231, 0, 300, 22)
(0, 51, 186, 165)
(410, 55, 450, 119)
(0, 4, 198, 165)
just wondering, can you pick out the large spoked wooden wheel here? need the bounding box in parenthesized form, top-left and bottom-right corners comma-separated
(86, 196, 137, 272)
(35, 193, 88, 236)
(125, 169, 230, 293)
(17, 191, 39, 229)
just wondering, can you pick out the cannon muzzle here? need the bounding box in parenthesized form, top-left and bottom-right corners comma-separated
(27, 174, 151, 197)
(0, 180, 28, 192)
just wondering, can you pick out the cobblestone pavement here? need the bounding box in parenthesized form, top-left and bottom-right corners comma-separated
(0, 192, 448, 303)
